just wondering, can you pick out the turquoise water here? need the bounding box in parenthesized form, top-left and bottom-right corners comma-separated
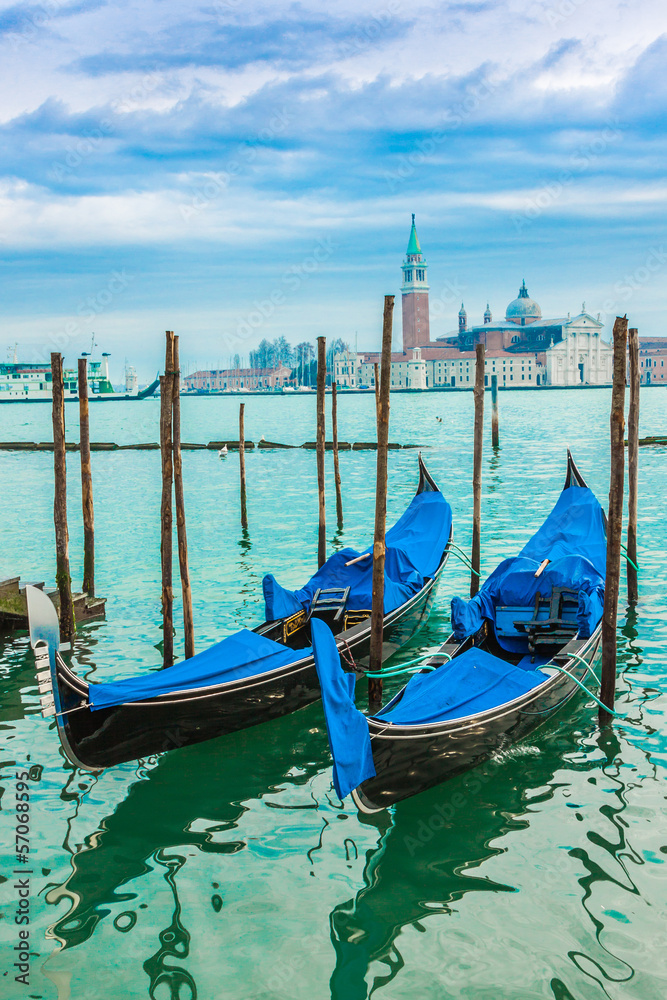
(1, 388, 666, 1000)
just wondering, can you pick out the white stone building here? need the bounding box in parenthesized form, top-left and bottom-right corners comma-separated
(334, 348, 543, 390)
(544, 309, 613, 386)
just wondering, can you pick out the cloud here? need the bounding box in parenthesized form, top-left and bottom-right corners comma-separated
(0, 0, 666, 357)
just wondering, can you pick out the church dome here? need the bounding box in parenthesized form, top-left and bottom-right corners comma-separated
(506, 280, 541, 325)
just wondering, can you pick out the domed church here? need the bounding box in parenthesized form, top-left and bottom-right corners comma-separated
(440, 280, 614, 386)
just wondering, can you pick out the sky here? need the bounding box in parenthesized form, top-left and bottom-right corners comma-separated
(0, 0, 665, 381)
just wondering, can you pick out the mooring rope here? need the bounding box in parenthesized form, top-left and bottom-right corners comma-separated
(447, 542, 481, 576)
(365, 650, 452, 679)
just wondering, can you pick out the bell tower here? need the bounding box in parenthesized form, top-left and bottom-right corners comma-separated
(401, 214, 430, 351)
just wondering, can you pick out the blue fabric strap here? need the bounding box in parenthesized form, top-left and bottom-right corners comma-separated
(310, 618, 376, 800)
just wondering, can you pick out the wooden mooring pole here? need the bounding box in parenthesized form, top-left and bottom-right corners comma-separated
(51, 352, 75, 646)
(491, 373, 499, 448)
(373, 362, 380, 420)
(316, 336, 327, 568)
(471, 342, 485, 598)
(599, 316, 628, 726)
(627, 327, 640, 604)
(239, 402, 248, 531)
(368, 295, 394, 710)
(78, 357, 95, 596)
(160, 332, 175, 668)
(172, 336, 195, 659)
(332, 381, 343, 527)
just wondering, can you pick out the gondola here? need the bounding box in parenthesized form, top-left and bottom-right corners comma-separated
(312, 450, 607, 813)
(28, 455, 453, 770)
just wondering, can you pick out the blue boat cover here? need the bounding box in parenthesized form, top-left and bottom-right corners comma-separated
(263, 491, 452, 620)
(377, 648, 546, 725)
(310, 619, 376, 799)
(451, 485, 606, 642)
(89, 629, 312, 711)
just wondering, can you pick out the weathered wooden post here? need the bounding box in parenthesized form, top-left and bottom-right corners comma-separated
(626, 327, 639, 603)
(332, 381, 343, 527)
(172, 336, 195, 659)
(239, 402, 248, 530)
(51, 352, 75, 645)
(316, 336, 326, 567)
(160, 332, 175, 668)
(373, 361, 380, 420)
(368, 295, 394, 710)
(471, 342, 485, 597)
(491, 373, 499, 448)
(599, 316, 628, 726)
(78, 357, 95, 596)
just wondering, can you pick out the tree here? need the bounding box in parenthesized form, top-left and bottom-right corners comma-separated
(272, 336, 293, 368)
(233, 353, 241, 369)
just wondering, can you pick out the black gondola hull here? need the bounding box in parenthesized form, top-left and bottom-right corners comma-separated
(53, 545, 448, 770)
(353, 629, 602, 812)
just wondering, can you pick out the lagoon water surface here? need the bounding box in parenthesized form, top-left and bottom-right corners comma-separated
(1, 388, 666, 999)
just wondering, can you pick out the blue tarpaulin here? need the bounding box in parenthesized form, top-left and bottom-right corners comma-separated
(89, 629, 312, 711)
(451, 486, 605, 642)
(377, 648, 546, 726)
(264, 491, 452, 620)
(310, 618, 376, 799)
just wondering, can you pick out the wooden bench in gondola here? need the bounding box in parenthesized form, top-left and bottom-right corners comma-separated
(512, 587, 580, 652)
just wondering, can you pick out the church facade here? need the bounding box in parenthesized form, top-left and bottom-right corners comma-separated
(333, 217, 613, 389)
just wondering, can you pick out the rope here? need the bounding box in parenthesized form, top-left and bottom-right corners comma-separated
(448, 542, 481, 577)
(545, 660, 623, 717)
(364, 651, 451, 679)
(339, 638, 357, 671)
(620, 542, 639, 573)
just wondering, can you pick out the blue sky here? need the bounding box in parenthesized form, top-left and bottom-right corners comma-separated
(0, 0, 665, 380)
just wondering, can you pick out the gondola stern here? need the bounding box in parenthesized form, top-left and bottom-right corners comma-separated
(26, 586, 99, 772)
(26, 586, 60, 722)
(564, 448, 588, 489)
(416, 452, 439, 494)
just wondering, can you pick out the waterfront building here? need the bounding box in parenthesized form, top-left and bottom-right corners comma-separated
(184, 365, 292, 392)
(0, 353, 117, 401)
(339, 348, 542, 389)
(446, 282, 614, 386)
(638, 338, 667, 384)
(333, 218, 616, 390)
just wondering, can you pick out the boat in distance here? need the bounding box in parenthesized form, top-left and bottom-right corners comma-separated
(28, 456, 453, 771)
(312, 451, 607, 813)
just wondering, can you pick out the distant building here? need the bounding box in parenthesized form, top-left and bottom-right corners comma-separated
(0, 354, 116, 401)
(401, 215, 430, 350)
(638, 338, 667, 384)
(336, 346, 542, 389)
(184, 366, 292, 391)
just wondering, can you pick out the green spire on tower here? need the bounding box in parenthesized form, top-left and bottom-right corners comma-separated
(406, 213, 421, 255)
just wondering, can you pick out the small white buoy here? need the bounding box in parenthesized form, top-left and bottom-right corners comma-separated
(218, 444, 228, 458)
